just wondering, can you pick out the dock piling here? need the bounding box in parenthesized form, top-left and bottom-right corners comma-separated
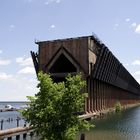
(16, 135, 20, 140)
(0, 120, 3, 130)
(80, 133, 85, 140)
(23, 133, 27, 139)
(7, 137, 12, 140)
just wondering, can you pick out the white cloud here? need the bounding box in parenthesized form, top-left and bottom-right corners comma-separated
(125, 18, 130, 22)
(9, 24, 15, 31)
(0, 50, 2, 54)
(24, 0, 33, 3)
(10, 25, 15, 28)
(130, 22, 137, 28)
(132, 60, 140, 65)
(44, 1, 49, 5)
(113, 23, 119, 30)
(124, 63, 129, 66)
(0, 58, 11, 65)
(0, 72, 13, 80)
(0, 74, 38, 101)
(45, 0, 61, 5)
(135, 24, 140, 34)
(56, 0, 61, 3)
(134, 71, 140, 75)
(18, 66, 35, 74)
(114, 23, 119, 27)
(50, 25, 55, 28)
(137, 79, 140, 84)
(28, 0, 32, 2)
(16, 57, 33, 66)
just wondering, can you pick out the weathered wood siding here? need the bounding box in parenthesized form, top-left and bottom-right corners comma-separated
(38, 37, 89, 75)
(85, 79, 140, 113)
(32, 35, 140, 114)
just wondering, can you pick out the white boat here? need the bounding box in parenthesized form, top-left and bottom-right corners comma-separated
(19, 105, 28, 110)
(5, 104, 13, 109)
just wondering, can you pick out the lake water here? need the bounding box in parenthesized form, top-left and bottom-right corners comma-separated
(0, 102, 140, 140)
(0, 101, 27, 109)
(80, 105, 140, 140)
(0, 102, 27, 130)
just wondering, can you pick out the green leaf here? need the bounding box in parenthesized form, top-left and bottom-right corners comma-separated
(21, 72, 93, 140)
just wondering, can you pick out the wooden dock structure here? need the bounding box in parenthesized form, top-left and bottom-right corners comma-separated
(31, 35, 140, 114)
(0, 126, 33, 140)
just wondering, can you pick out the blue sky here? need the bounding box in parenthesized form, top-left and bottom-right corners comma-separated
(0, 0, 140, 101)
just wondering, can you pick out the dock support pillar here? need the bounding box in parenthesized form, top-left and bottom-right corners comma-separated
(23, 133, 27, 139)
(80, 133, 85, 140)
(0, 120, 3, 130)
(7, 137, 12, 140)
(16, 135, 20, 140)
(30, 131, 34, 137)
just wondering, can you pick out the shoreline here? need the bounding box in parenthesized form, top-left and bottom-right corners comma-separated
(80, 102, 140, 120)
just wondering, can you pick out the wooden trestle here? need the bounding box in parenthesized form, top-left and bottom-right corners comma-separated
(31, 35, 140, 114)
(85, 79, 139, 113)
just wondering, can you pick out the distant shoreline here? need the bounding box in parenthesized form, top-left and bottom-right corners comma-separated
(0, 101, 28, 103)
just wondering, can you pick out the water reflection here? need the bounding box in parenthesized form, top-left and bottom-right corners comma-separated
(79, 106, 140, 140)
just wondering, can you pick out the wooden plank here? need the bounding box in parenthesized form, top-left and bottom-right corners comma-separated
(0, 126, 32, 139)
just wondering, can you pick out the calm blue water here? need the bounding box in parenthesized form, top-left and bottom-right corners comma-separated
(0, 102, 27, 130)
(0, 101, 27, 109)
(79, 106, 140, 140)
(0, 102, 140, 140)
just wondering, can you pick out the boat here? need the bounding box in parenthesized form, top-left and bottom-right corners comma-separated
(4, 104, 16, 111)
(5, 105, 13, 109)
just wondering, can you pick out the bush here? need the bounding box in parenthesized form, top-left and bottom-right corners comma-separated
(22, 72, 93, 140)
(115, 101, 122, 112)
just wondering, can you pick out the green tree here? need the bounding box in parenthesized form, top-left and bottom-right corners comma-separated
(22, 72, 93, 140)
(114, 101, 122, 112)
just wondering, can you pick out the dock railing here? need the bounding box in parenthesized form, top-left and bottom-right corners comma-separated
(0, 126, 86, 140)
(0, 112, 93, 140)
(0, 126, 34, 140)
(0, 117, 25, 130)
